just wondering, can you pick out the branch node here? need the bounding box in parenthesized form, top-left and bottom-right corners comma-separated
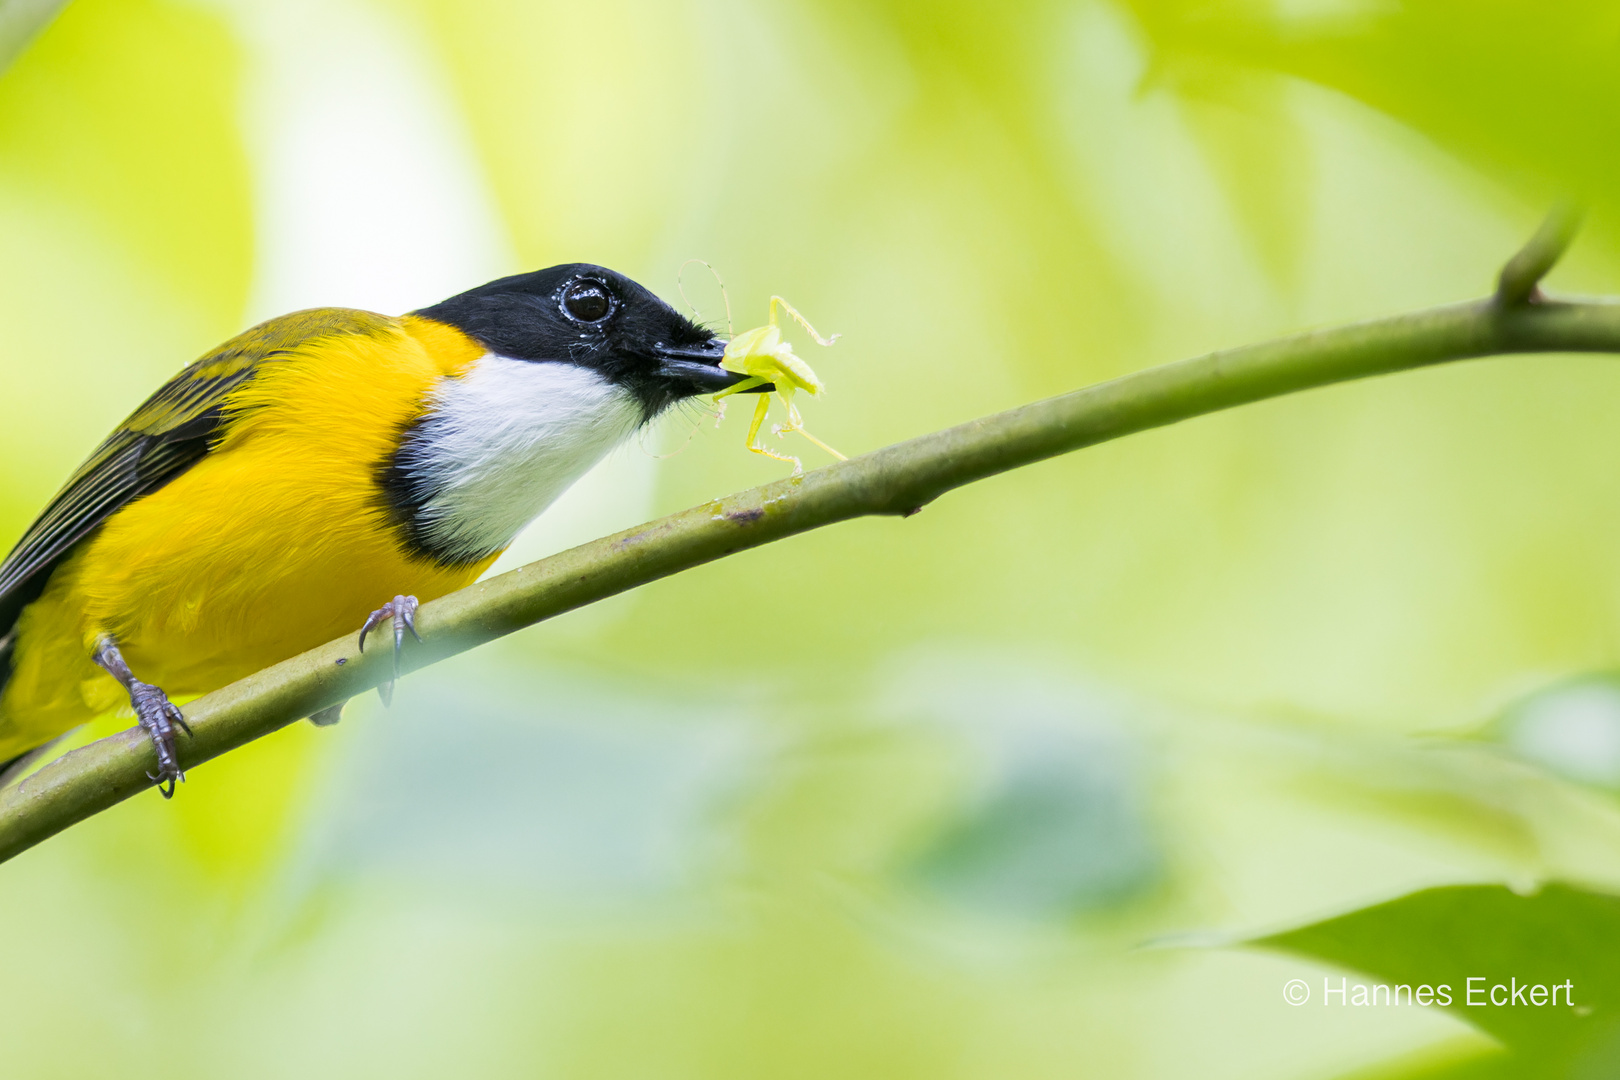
(1497, 202, 1584, 308)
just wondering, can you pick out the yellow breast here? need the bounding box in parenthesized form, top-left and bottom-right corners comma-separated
(0, 315, 490, 756)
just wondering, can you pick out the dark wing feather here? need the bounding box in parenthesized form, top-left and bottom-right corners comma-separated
(0, 308, 395, 642)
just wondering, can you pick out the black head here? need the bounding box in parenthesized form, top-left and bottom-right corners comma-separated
(413, 263, 753, 419)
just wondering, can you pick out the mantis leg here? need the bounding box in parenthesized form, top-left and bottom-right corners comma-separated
(743, 393, 802, 469)
(745, 393, 771, 450)
(712, 375, 766, 402)
(769, 296, 839, 346)
(775, 399, 847, 461)
(795, 427, 847, 461)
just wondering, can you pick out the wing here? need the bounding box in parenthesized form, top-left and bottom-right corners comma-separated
(0, 308, 396, 641)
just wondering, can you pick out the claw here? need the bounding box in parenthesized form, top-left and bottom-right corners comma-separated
(357, 608, 386, 654)
(401, 602, 422, 644)
(358, 595, 420, 706)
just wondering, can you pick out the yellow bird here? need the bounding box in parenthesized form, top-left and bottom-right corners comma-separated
(0, 266, 758, 796)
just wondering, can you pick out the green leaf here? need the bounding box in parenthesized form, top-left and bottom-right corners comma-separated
(1255, 883, 1620, 1077)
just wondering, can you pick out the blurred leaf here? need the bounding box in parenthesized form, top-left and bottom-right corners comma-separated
(1257, 883, 1620, 1076)
(1333, 1041, 1515, 1080)
(0, 0, 69, 73)
(0, 0, 252, 323)
(904, 742, 1161, 918)
(288, 654, 758, 908)
(1174, 67, 1313, 285)
(1123, 0, 1620, 213)
(889, 659, 1163, 919)
(1494, 675, 1620, 791)
(383, 0, 709, 269)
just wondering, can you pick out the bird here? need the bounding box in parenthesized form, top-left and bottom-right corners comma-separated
(0, 264, 758, 797)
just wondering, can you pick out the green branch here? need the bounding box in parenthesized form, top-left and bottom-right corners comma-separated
(2, 212, 1616, 865)
(1496, 201, 1583, 307)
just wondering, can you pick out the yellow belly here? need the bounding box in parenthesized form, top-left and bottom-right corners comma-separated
(0, 316, 492, 758)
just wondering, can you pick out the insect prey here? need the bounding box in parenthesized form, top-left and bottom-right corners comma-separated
(712, 296, 844, 473)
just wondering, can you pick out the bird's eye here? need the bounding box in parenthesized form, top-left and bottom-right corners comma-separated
(563, 279, 614, 323)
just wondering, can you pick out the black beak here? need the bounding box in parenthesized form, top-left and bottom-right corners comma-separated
(654, 339, 773, 394)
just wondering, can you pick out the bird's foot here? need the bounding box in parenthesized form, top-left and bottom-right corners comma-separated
(358, 594, 421, 706)
(130, 680, 190, 798)
(94, 638, 190, 798)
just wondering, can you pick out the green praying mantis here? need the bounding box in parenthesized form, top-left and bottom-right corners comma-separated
(712, 296, 843, 474)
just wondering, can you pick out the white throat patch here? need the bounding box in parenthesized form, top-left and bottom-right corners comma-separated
(404, 354, 644, 562)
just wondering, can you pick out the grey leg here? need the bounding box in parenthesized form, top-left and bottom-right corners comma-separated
(93, 637, 190, 798)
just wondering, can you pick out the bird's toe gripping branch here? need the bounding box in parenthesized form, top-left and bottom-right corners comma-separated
(130, 683, 190, 799)
(358, 594, 422, 706)
(93, 638, 190, 799)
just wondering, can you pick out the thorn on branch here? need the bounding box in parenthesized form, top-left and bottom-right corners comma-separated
(1497, 202, 1584, 308)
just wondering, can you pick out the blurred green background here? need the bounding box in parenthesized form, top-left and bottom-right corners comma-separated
(3, 0, 1620, 1076)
